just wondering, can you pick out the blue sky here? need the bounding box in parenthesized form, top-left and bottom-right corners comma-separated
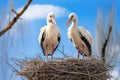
(0, 0, 120, 80)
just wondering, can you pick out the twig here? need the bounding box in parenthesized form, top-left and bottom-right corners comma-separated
(85, 66, 91, 80)
(10, 72, 14, 80)
(11, 8, 24, 20)
(0, 0, 32, 36)
(4, 58, 18, 72)
(12, 57, 23, 63)
(57, 49, 69, 58)
(11, 58, 20, 66)
(62, 45, 64, 54)
(50, 67, 89, 76)
(91, 71, 107, 77)
(11, 8, 18, 15)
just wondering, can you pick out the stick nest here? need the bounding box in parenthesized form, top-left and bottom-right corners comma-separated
(16, 58, 111, 80)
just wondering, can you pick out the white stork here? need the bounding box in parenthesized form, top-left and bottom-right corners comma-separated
(38, 12, 60, 61)
(66, 13, 92, 58)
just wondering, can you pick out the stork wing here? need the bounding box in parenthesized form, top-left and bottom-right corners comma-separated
(58, 30, 61, 43)
(38, 26, 47, 55)
(38, 26, 46, 44)
(78, 26, 92, 44)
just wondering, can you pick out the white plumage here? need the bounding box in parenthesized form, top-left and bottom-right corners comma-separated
(38, 12, 60, 61)
(66, 13, 92, 58)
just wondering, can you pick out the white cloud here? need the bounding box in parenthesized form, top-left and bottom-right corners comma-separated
(18, 4, 69, 21)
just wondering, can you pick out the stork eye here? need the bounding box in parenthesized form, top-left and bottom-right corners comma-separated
(71, 15, 73, 18)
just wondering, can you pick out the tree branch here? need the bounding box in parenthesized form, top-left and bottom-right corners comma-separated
(101, 26, 112, 63)
(11, 8, 18, 15)
(0, 0, 32, 36)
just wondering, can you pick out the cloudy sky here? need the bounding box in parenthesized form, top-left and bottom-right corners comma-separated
(0, 0, 120, 80)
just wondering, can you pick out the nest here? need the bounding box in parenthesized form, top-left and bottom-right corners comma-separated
(16, 58, 111, 80)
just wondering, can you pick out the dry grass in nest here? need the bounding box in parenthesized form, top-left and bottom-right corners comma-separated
(16, 58, 111, 80)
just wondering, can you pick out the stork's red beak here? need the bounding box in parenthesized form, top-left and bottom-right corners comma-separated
(51, 16, 55, 20)
(51, 16, 56, 24)
(66, 18, 72, 27)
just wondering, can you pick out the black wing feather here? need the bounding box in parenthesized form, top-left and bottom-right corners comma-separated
(70, 38, 73, 42)
(79, 32, 91, 55)
(41, 31, 46, 55)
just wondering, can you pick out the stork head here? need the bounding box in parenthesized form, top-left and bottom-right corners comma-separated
(66, 13, 78, 26)
(47, 12, 56, 26)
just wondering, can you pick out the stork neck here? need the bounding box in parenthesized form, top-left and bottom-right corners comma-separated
(47, 22, 56, 27)
(47, 21, 56, 27)
(71, 20, 78, 28)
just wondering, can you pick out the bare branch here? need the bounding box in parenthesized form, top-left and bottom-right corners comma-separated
(101, 8, 115, 63)
(3, 57, 18, 72)
(102, 26, 112, 63)
(0, 0, 32, 36)
(11, 8, 18, 15)
(57, 49, 70, 58)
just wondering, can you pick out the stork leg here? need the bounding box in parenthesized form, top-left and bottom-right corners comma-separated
(82, 45, 85, 59)
(46, 54, 48, 62)
(51, 54, 53, 61)
(81, 51, 85, 59)
(77, 50, 80, 58)
(78, 49, 84, 59)
(44, 57, 46, 62)
(82, 54, 85, 59)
